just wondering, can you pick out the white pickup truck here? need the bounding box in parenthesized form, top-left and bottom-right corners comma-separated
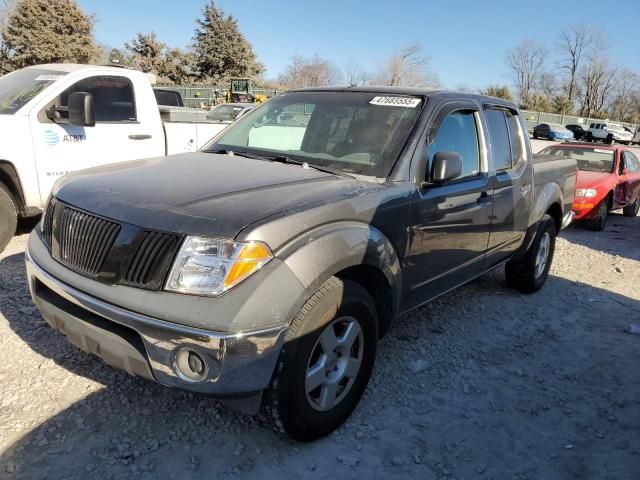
(585, 122, 634, 144)
(0, 64, 230, 251)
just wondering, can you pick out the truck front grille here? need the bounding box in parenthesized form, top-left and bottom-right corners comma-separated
(57, 206, 121, 276)
(123, 231, 180, 289)
(45, 199, 182, 291)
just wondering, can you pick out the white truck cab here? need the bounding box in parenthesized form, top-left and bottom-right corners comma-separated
(0, 64, 231, 251)
(585, 122, 634, 144)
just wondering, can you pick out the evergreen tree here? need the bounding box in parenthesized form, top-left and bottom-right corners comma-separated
(1, 0, 101, 71)
(125, 32, 166, 74)
(192, 1, 263, 81)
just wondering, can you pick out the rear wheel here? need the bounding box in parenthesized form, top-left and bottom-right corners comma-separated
(506, 214, 556, 293)
(606, 135, 614, 145)
(585, 133, 593, 142)
(262, 277, 378, 442)
(587, 197, 610, 231)
(623, 196, 640, 217)
(0, 183, 18, 253)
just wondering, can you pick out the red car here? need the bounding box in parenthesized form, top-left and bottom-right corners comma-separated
(538, 143, 640, 230)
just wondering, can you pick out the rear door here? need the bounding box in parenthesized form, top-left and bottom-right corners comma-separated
(31, 75, 163, 204)
(406, 101, 493, 307)
(482, 106, 533, 265)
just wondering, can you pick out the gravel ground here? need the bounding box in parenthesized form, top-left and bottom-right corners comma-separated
(1, 140, 639, 479)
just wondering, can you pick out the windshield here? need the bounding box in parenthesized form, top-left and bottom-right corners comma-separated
(205, 91, 424, 177)
(0, 68, 66, 114)
(540, 146, 615, 173)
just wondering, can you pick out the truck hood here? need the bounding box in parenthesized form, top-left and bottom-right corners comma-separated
(53, 152, 378, 239)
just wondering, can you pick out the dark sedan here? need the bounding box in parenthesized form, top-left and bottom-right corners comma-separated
(565, 124, 587, 140)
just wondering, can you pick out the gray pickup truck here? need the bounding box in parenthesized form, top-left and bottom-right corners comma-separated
(25, 88, 576, 441)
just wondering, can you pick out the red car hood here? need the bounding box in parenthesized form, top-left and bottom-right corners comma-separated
(576, 170, 615, 190)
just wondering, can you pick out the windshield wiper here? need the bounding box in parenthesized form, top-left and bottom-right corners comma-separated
(208, 148, 269, 161)
(269, 155, 356, 179)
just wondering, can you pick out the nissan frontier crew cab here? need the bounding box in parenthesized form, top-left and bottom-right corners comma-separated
(26, 88, 577, 441)
(0, 64, 233, 252)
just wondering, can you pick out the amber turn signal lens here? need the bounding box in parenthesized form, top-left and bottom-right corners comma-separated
(223, 243, 273, 289)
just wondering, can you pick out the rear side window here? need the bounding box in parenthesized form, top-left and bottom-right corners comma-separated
(60, 76, 136, 122)
(485, 109, 511, 171)
(428, 111, 480, 179)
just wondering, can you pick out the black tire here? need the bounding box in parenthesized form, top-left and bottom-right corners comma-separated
(262, 277, 378, 442)
(506, 214, 556, 293)
(606, 135, 614, 145)
(587, 197, 610, 231)
(0, 182, 18, 253)
(623, 196, 640, 217)
(585, 133, 593, 142)
(533, 131, 538, 139)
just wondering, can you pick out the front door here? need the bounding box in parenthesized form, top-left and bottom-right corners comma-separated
(31, 75, 163, 204)
(406, 102, 493, 307)
(616, 151, 640, 207)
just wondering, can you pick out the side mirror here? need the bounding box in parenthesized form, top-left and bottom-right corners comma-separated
(68, 92, 95, 127)
(431, 151, 463, 184)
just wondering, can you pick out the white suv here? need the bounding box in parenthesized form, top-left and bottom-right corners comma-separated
(585, 122, 634, 144)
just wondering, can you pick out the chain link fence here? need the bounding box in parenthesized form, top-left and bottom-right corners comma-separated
(520, 110, 638, 135)
(158, 85, 281, 108)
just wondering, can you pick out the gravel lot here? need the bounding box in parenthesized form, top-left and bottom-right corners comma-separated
(1, 140, 639, 479)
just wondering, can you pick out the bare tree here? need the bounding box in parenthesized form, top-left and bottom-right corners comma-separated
(578, 34, 615, 117)
(278, 55, 343, 89)
(557, 25, 598, 107)
(506, 39, 547, 109)
(370, 43, 439, 88)
(607, 68, 639, 121)
(343, 59, 369, 87)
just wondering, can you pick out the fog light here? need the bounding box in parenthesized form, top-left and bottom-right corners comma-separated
(174, 348, 208, 383)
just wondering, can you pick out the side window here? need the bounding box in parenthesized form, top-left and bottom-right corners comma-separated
(485, 108, 512, 171)
(60, 76, 136, 122)
(429, 110, 480, 179)
(589, 123, 595, 129)
(624, 152, 640, 173)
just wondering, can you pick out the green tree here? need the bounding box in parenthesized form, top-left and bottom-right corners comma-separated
(126, 32, 166, 74)
(481, 84, 513, 101)
(192, 1, 264, 81)
(1, 0, 100, 72)
(550, 94, 573, 114)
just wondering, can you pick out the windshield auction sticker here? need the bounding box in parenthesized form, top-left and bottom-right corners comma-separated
(369, 96, 421, 108)
(34, 74, 65, 82)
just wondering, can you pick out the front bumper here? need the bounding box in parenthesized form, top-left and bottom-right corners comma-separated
(26, 250, 287, 396)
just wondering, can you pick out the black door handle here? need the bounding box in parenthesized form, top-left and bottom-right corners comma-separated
(477, 191, 492, 204)
(129, 134, 152, 140)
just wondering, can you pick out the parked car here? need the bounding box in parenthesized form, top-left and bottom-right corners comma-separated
(538, 143, 640, 229)
(565, 124, 587, 140)
(26, 89, 577, 441)
(633, 126, 640, 145)
(0, 64, 230, 252)
(585, 122, 634, 144)
(206, 102, 254, 122)
(153, 87, 184, 107)
(532, 123, 574, 141)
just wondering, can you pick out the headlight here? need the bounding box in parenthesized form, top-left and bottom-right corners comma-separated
(575, 188, 597, 198)
(165, 236, 273, 296)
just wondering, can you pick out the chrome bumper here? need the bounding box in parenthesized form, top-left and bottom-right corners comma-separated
(561, 211, 575, 230)
(25, 251, 287, 396)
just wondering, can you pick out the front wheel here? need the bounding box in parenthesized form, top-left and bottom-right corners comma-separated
(585, 133, 593, 142)
(262, 277, 378, 442)
(623, 196, 640, 217)
(587, 198, 610, 231)
(0, 183, 18, 253)
(506, 214, 556, 293)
